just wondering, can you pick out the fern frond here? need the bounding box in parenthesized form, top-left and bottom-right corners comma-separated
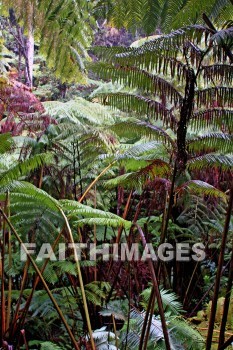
(92, 46, 133, 62)
(210, 26, 233, 47)
(43, 98, 115, 126)
(187, 154, 233, 171)
(202, 64, 233, 85)
(141, 0, 161, 34)
(114, 25, 211, 61)
(95, 93, 177, 128)
(140, 287, 183, 315)
(196, 87, 233, 107)
(84, 282, 111, 305)
(76, 217, 131, 229)
(0, 153, 53, 188)
(168, 318, 204, 350)
(190, 108, 233, 132)
(91, 62, 183, 106)
(117, 141, 164, 160)
(187, 133, 233, 154)
(0, 133, 13, 154)
(37, 341, 65, 350)
(177, 180, 227, 202)
(171, 0, 214, 28)
(111, 121, 175, 147)
(4, 181, 60, 211)
(60, 199, 131, 228)
(39, 0, 93, 82)
(105, 160, 170, 190)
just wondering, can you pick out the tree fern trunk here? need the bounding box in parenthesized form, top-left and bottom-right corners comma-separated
(25, 2, 34, 87)
(176, 68, 195, 170)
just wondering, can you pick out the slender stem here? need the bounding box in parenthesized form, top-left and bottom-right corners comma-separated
(76, 140, 83, 199)
(135, 224, 171, 350)
(112, 315, 118, 349)
(138, 287, 155, 350)
(1, 212, 6, 343)
(143, 291, 156, 350)
(206, 188, 233, 350)
(107, 190, 132, 278)
(183, 260, 199, 308)
(219, 335, 233, 350)
(160, 164, 177, 246)
(0, 208, 80, 350)
(6, 192, 12, 332)
(19, 229, 64, 331)
(72, 142, 78, 201)
(79, 161, 116, 203)
(218, 242, 233, 348)
(94, 186, 97, 282)
(12, 259, 30, 339)
(58, 208, 95, 350)
(188, 260, 230, 317)
(124, 262, 131, 350)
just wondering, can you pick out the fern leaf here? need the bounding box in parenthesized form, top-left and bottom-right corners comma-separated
(117, 141, 165, 160)
(190, 108, 233, 132)
(187, 154, 233, 171)
(210, 26, 233, 47)
(0, 133, 13, 154)
(60, 199, 131, 228)
(168, 318, 204, 350)
(196, 87, 233, 107)
(202, 64, 233, 85)
(187, 133, 233, 154)
(141, 0, 161, 34)
(105, 160, 171, 190)
(0, 153, 53, 188)
(111, 121, 175, 147)
(113, 25, 211, 64)
(177, 180, 227, 202)
(95, 93, 177, 128)
(76, 217, 131, 229)
(141, 287, 183, 315)
(91, 62, 183, 106)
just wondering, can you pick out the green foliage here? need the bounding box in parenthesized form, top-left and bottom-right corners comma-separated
(94, 0, 233, 34)
(89, 327, 119, 350)
(0, 132, 13, 154)
(178, 180, 227, 202)
(140, 288, 183, 315)
(2, 0, 94, 82)
(187, 154, 233, 172)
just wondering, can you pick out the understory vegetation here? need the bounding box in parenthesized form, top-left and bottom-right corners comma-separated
(0, 1, 232, 349)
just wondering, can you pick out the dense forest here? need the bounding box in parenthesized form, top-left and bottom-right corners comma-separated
(0, 0, 232, 349)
